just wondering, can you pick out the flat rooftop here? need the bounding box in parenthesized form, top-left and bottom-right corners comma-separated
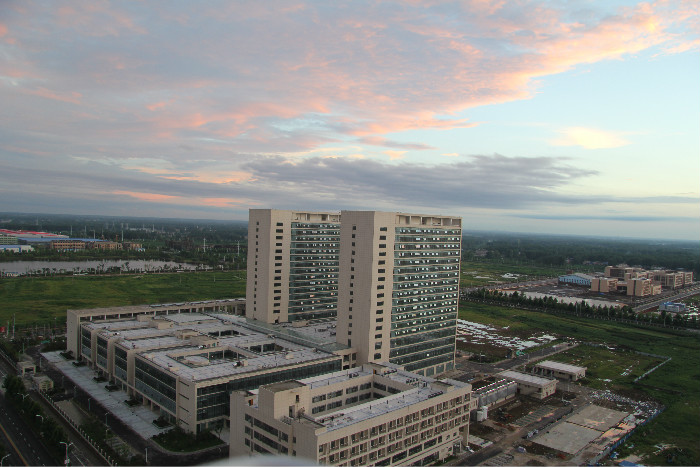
(69, 298, 244, 316)
(533, 405, 630, 455)
(535, 360, 586, 373)
(260, 365, 470, 432)
(86, 312, 341, 384)
(212, 314, 349, 353)
(500, 370, 555, 387)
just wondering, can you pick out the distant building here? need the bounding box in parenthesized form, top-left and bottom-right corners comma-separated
(32, 374, 55, 391)
(0, 245, 33, 254)
(558, 273, 594, 287)
(532, 361, 586, 381)
(499, 370, 557, 400)
(50, 239, 86, 251)
(596, 264, 692, 295)
(651, 270, 693, 289)
(471, 378, 517, 411)
(604, 265, 645, 279)
(230, 362, 473, 466)
(659, 302, 686, 313)
(0, 234, 16, 244)
(0, 229, 67, 240)
(590, 277, 618, 293)
(89, 240, 123, 250)
(626, 278, 661, 297)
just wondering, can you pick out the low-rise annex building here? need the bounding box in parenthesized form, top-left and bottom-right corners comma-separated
(499, 370, 557, 400)
(231, 363, 474, 466)
(70, 302, 355, 434)
(532, 361, 586, 381)
(66, 300, 247, 358)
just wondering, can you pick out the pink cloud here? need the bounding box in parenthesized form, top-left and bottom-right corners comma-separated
(1, 0, 696, 169)
(113, 191, 179, 202)
(56, 3, 147, 37)
(201, 198, 245, 208)
(24, 87, 82, 104)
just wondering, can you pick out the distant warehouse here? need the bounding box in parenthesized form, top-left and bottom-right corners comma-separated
(499, 370, 557, 400)
(532, 361, 586, 381)
(558, 273, 594, 287)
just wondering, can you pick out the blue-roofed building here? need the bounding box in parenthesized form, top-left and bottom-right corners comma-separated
(558, 273, 594, 287)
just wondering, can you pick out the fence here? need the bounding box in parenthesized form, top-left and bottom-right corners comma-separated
(587, 407, 664, 465)
(37, 389, 117, 466)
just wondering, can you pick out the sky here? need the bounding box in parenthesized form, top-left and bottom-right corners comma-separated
(1, 1, 698, 240)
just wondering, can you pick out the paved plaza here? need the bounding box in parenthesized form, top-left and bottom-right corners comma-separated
(42, 350, 169, 439)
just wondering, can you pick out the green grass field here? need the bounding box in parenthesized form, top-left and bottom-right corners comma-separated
(459, 301, 700, 465)
(0, 271, 247, 326)
(533, 344, 663, 391)
(2, 266, 697, 464)
(459, 259, 597, 288)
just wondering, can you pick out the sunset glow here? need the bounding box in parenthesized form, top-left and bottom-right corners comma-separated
(1, 0, 697, 239)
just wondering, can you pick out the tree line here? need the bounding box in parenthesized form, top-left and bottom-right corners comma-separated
(462, 232, 699, 275)
(463, 288, 698, 329)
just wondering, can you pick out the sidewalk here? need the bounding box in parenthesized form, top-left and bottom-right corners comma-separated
(42, 350, 168, 439)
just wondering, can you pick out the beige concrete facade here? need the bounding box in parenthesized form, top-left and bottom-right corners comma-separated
(336, 211, 462, 377)
(73, 309, 344, 434)
(230, 363, 473, 466)
(247, 209, 341, 324)
(50, 239, 86, 251)
(604, 265, 693, 291)
(651, 270, 694, 289)
(66, 300, 246, 358)
(590, 277, 618, 293)
(499, 370, 557, 400)
(626, 278, 658, 297)
(533, 361, 586, 381)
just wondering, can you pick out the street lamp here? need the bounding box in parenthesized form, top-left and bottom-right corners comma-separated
(36, 414, 44, 423)
(1, 454, 10, 466)
(60, 442, 73, 466)
(145, 447, 148, 464)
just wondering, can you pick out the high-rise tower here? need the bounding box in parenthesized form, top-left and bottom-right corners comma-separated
(336, 211, 462, 377)
(247, 209, 341, 323)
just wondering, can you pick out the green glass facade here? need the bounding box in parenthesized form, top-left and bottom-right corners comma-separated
(288, 222, 340, 321)
(390, 227, 460, 375)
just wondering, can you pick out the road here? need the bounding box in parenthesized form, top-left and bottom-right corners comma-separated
(0, 390, 57, 466)
(455, 342, 575, 382)
(34, 351, 227, 466)
(632, 283, 700, 312)
(0, 353, 103, 466)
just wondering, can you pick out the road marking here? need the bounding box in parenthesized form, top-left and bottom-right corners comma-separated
(0, 419, 29, 466)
